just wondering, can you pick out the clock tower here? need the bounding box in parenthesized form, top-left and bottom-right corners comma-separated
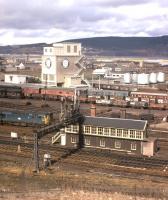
(41, 42, 82, 86)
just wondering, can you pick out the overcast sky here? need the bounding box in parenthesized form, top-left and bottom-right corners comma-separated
(0, 0, 168, 45)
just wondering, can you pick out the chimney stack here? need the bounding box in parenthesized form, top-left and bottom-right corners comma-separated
(90, 104, 96, 117)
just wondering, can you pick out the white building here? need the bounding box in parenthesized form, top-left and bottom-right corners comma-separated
(15, 63, 26, 70)
(41, 42, 85, 86)
(5, 74, 33, 84)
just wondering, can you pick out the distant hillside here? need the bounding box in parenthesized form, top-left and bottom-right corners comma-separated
(65, 36, 168, 57)
(0, 43, 48, 54)
(0, 36, 168, 57)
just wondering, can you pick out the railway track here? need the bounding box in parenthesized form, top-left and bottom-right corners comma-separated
(0, 136, 168, 179)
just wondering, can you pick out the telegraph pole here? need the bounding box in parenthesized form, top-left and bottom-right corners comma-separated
(34, 132, 39, 173)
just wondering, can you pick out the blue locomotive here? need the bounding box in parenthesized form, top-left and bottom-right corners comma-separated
(0, 111, 53, 126)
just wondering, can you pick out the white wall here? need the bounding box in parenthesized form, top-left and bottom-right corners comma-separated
(5, 74, 27, 84)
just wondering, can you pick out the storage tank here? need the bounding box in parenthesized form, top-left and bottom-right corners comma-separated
(149, 72, 157, 83)
(132, 73, 138, 83)
(137, 73, 149, 85)
(157, 72, 165, 83)
(124, 73, 132, 84)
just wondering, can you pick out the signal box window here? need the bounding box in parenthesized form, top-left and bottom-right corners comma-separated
(85, 138, 90, 146)
(91, 126, 97, 134)
(67, 45, 71, 53)
(131, 143, 137, 150)
(71, 136, 77, 143)
(115, 141, 121, 149)
(100, 139, 105, 147)
(74, 45, 77, 53)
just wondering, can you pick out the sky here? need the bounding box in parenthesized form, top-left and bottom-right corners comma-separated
(0, 0, 168, 45)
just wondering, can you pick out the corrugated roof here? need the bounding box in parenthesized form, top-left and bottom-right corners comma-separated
(83, 116, 147, 131)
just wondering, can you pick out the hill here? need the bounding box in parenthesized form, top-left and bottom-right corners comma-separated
(0, 36, 168, 57)
(0, 43, 48, 54)
(65, 36, 168, 57)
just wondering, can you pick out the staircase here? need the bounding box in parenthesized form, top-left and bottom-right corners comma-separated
(81, 77, 91, 87)
(75, 56, 91, 87)
(74, 68, 84, 77)
(52, 132, 61, 144)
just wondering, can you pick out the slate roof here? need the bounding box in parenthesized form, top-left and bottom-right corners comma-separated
(83, 116, 147, 131)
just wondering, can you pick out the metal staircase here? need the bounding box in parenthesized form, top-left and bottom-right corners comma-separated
(51, 132, 61, 144)
(75, 56, 91, 87)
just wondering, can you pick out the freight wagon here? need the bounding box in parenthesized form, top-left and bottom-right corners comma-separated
(0, 85, 23, 98)
(0, 83, 168, 110)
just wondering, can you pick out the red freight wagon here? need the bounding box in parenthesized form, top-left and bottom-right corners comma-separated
(23, 87, 41, 98)
(40, 88, 75, 100)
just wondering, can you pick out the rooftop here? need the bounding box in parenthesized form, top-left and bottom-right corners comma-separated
(83, 116, 147, 131)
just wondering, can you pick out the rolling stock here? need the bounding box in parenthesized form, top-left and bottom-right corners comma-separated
(0, 83, 167, 110)
(0, 111, 53, 126)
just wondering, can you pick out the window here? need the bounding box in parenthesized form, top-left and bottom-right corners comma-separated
(10, 76, 13, 81)
(104, 128, 110, 136)
(91, 126, 97, 134)
(45, 48, 47, 52)
(67, 45, 71, 53)
(71, 125, 78, 133)
(72, 125, 79, 133)
(123, 129, 129, 138)
(131, 143, 137, 150)
(50, 48, 52, 52)
(85, 138, 90, 146)
(49, 75, 54, 81)
(115, 141, 121, 149)
(71, 136, 77, 143)
(66, 125, 71, 132)
(136, 131, 142, 139)
(98, 127, 103, 135)
(84, 126, 91, 134)
(74, 45, 77, 53)
(117, 129, 122, 137)
(130, 130, 136, 139)
(43, 74, 47, 80)
(100, 139, 105, 147)
(111, 128, 116, 136)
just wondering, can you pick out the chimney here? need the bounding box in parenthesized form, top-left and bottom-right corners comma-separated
(90, 104, 96, 117)
(120, 109, 126, 119)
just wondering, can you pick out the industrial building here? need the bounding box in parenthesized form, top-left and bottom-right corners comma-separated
(41, 42, 90, 87)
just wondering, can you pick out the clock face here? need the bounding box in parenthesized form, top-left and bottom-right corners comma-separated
(62, 59, 69, 68)
(45, 58, 52, 68)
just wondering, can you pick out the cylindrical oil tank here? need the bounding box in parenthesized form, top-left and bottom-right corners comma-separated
(132, 73, 138, 83)
(157, 72, 165, 83)
(124, 73, 132, 84)
(149, 72, 157, 83)
(137, 73, 149, 85)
